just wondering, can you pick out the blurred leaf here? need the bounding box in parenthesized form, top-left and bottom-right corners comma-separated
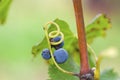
(48, 56, 79, 80)
(86, 14, 111, 43)
(73, 14, 112, 66)
(100, 69, 120, 80)
(0, 0, 12, 24)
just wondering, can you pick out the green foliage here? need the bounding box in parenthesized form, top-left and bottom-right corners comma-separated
(48, 19, 80, 65)
(48, 56, 79, 80)
(100, 69, 120, 80)
(32, 37, 47, 57)
(32, 19, 78, 58)
(0, 0, 12, 24)
(32, 19, 80, 80)
(86, 14, 111, 43)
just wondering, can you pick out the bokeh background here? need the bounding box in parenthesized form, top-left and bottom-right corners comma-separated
(0, 0, 120, 80)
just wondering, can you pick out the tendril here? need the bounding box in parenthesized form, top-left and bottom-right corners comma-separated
(43, 21, 75, 75)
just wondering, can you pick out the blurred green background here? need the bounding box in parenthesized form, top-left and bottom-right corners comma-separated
(0, 0, 120, 80)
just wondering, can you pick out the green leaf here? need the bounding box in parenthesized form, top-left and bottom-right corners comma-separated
(100, 69, 120, 80)
(86, 14, 111, 44)
(48, 56, 79, 80)
(48, 19, 77, 52)
(32, 19, 80, 80)
(32, 19, 79, 59)
(32, 37, 47, 57)
(48, 19, 80, 65)
(31, 18, 95, 67)
(0, 0, 12, 24)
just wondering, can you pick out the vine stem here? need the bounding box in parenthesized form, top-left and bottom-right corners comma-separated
(72, 0, 90, 78)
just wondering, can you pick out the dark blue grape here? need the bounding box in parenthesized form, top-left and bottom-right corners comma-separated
(41, 48, 51, 60)
(50, 36, 64, 49)
(54, 48, 68, 64)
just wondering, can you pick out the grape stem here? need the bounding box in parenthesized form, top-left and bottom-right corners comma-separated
(72, 0, 94, 79)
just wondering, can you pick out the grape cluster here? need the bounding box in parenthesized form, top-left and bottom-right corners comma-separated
(41, 36, 68, 64)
